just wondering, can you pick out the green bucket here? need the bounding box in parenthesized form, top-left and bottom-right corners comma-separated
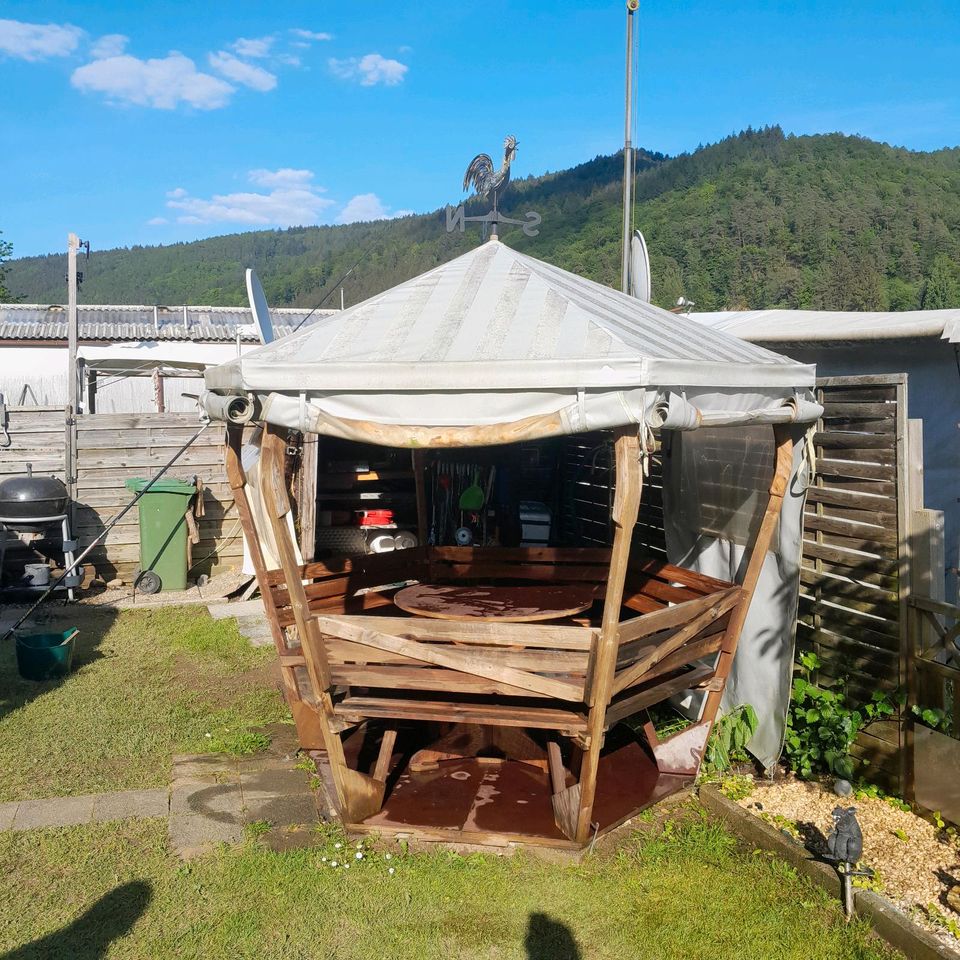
(15, 628, 79, 682)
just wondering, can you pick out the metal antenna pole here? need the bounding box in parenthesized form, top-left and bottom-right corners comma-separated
(620, 2, 637, 293)
(67, 233, 78, 414)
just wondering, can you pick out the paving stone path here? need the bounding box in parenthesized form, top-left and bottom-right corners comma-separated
(0, 725, 322, 858)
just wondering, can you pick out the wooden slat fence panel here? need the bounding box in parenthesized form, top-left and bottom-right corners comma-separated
(73, 413, 241, 582)
(559, 431, 665, 558)
(797, 374, 907, 792)
(0, 405, 68, 575)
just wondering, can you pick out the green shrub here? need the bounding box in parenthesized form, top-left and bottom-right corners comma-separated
(703, 704, 759, 774)
(784, 652, 896, 779)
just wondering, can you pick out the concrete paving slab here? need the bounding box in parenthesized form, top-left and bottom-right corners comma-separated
(169, 813, 244, 858)
(263, 823, 322, 852)
(170, 780, 243, 821)
(13, 794, 95, 831)
(91, 788, 169, 823)
(172, 754, 238, 779)
(242, 789, 319, 827)
(206, 599, 264, 621)
(0, 802, 19, 831)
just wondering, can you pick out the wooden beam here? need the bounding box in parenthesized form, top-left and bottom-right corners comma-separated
(569, 428, 642, 843)
(701, 424, 794, 726)
(611, 587, 741, 695)
(261, 424, 385, 823)
(618, 586, 740, 644)
(321, 613, 596, 650)
(297, 432, 318, 561)
(318, 617, 585, 702)
(224, 425, 327, 748)
(373, 728, 397, 783)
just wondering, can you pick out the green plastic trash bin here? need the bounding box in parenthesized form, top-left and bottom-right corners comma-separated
(124, 477, 196, 593)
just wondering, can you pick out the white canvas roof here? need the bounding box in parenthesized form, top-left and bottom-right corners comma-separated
(204, 239, 819, 445)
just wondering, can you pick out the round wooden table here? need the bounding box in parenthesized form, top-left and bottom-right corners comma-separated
(394, 583, 596, 623)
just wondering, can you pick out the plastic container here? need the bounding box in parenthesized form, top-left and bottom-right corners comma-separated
(519, 500, 552, 546)
(23, 563, 51, 587)
(124, 477, 196, 592)
(16, 628, 78, 681)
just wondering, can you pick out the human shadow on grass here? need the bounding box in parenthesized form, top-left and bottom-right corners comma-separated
(525, 912, 582, 960)
(0, 880, 151, 960)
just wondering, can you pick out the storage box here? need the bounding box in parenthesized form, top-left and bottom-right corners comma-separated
(519, 500, 551, 546)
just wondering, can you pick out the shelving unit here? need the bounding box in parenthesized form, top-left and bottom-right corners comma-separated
(314, 439, 419, 558)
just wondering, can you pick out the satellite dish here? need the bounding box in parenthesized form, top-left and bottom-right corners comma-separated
(628, 229, 652, 303)
(245, 268, 274, 344)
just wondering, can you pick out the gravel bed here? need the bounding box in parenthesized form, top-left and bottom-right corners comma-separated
(734, 774, 960, 953)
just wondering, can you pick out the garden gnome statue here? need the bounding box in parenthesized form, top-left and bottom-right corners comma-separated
(826, 806, 863, 919)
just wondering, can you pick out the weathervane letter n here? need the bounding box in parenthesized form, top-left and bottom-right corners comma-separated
(445, 204, 465, 233)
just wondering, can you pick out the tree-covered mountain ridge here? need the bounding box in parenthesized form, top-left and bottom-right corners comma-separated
(6, 126, 960, 312)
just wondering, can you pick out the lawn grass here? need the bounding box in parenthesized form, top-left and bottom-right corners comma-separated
(0, 605, 288, 801)
(0, 807, 898, 960)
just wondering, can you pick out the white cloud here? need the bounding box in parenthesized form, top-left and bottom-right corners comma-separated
(329, 52, 407, 87)
(71, 53, 235, 109)
(208, 51, 276, 91)
(0, 18, 83, 61)
(232, 36, 272, 58)
(146, 216, 168, 226)
(291, 28, 332, 41)
(337, 193, 410, 224)
(277, 53, 301, 67)
(163, 168, 334, 226)
(248, 168, 314, 188)
(90, 33, 127, 59)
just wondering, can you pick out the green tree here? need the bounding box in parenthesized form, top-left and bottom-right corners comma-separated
(0, 231, 15, 302)
(921, 254, 959, 309)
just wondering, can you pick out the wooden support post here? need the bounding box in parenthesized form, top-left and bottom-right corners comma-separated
(260, 424, 385, 823)
(297, 433, 318, 562)
(225, 425, 325, 749)
(373, 727, 398, 783)
(701, 424, 794, 726)
(554, 428, 642, 843)
(547, 740, 566, 795)
(412, 449, 429, 546)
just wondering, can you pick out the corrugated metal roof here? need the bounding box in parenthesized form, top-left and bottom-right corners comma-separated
(690, 308, 960, 344)
(0, 303, 337, 342)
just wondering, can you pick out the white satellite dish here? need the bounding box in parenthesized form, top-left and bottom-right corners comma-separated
(245, 268, 274, 344)
(628, 229, 652, 303)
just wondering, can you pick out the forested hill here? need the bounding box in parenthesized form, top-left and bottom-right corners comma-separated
(7, 127, 960, 312)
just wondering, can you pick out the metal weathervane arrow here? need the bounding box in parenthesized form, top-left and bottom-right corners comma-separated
(446, 135, 542, 238)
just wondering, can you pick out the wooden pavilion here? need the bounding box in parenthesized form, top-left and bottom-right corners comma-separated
(204, 238, 818, 849)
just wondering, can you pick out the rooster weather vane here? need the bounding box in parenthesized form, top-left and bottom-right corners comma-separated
(446, 135, 541, 238)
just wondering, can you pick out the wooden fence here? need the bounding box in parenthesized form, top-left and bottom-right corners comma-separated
(796, 375, 918, 792)
(0, 406, 243, 584)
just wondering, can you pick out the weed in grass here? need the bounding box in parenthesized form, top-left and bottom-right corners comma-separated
(925, 904, 960, 940)
(718, 773, 754, 801)
(852, 866, 885, 894)
(244, 820, 272, 841)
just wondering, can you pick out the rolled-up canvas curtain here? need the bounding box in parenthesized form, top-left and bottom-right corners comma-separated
(661, 422, 812, 769)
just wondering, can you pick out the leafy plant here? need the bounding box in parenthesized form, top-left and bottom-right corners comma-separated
(911, 704, 953, 733)
(784, 652, 897, 780)
(703, 704, 759, 775)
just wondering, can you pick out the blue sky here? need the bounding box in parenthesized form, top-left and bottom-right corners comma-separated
(2, 0, 959, 257)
